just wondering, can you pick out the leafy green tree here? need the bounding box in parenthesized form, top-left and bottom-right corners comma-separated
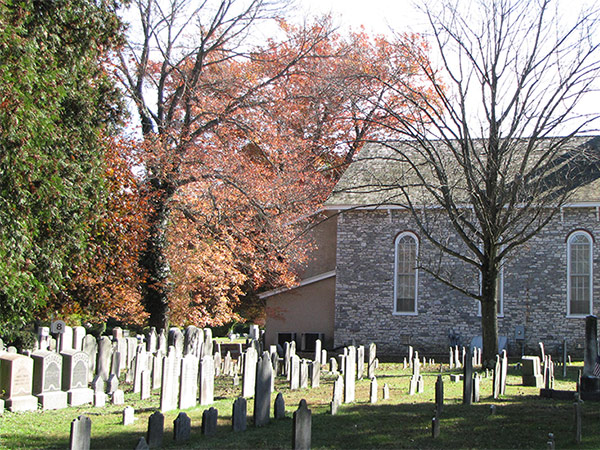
(0, 0, 125, 336)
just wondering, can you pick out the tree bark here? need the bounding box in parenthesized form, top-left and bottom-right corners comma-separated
(480, 267, 499, 369)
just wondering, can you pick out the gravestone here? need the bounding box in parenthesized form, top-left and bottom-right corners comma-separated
(72, 327, 86, 352)
(69, 415, 91, 450)
(356, 345, 365, 380)
(472, 373, 481, 403)
(199, 354, 215, 405)
(329, 357, 338, 374)
(500, 350, 508, 395)
(449, 347, 454, 369)
(146, 327, 158, 353)
(223, 352, 233, 376)
(60, 326, 74, 353)
(463, 347, 473, 405)
(284, 342, 291, 378)
(344, 346, 356, 403)
(383, 383, 390, 400)
(126, 337, 137, 381)
(168, 328, 184, 358)
(539, 342, 546, 362)
(179, 354, 199, 409)
(32, 350, 67, 410)
(159, 352, 180, 412)
(290, 355, 300, 390)
(141, 370, 151, 400)
(110, 350, 121, 377)
(249, 324, 260, 341)
(112, 389, 124, 405)
(183, 326, 202, 358)
(321, 349, 327, 367)
(91, 375, 104, 394)
(432, 416, 440, 439)
(311, 360, 321, 388)
(292, 399, 311, 450)
(331, 375, 343, 415)
(581, 315, 600, 392)
(94, 391, 106, 407)
(201, 407, 218, 436)
(242, 347, 258, 398)
(435, 375, 444, 414)
(370, 377, 378, 404)
(135, 437, 149, 450)
(254, 352, 272, 427)
(96, 336, 112, 381)
(158, 329, 167, 355)
(274, 392, 285, 419)
(61, 350, 93, 406)
(522, 356, 543, 387)
(107, 374, 118, 395)
(368, 343, 377, 379)
(0, 353, 38, 411)
(82, 335, 98, 381)
(152, 351, 163, 390)
(37, 327, 50, 351)
(214, 352, 222, 377)
(232, 397, 247, 432)
(493, 355, 501, 399)
(300, 359, 309, 389)
(173, 412, 191, 443)
(123, 406, 135, 425)
(146, 411, 164, 448)
(202, 328, 213, 359)
(133, 348, 148, 393)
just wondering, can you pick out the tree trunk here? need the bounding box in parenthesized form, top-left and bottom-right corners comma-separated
(141, 183, 173, 330)
(480, 267, 499, 369)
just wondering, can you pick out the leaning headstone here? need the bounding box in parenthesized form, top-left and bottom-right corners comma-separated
(331, 375, 343, 415)
(539, 342, 546, 363)
(179, 354, 199, 409)
(274, 392, 285, 419)
(344, 347, 356, 403)
(32, 350, 67, 410)
(254, 352, 272, 427)
(242, 347, 258, 398)
(201, 407, 218, 436)
(292, 399, 311, 450)
(173, 412, 191, 443)
(61, 350, 93, 406)
(368, 343, 377, 379)
(146, 411, 164, 448)
(370, 377, 378, 404)
(69, 415, 91, 450)
(199, 354, 215, 405)
(522, 356, 544, 387)
(0, 353, 38, 411)
(123, 406, 135, 425)
(290, 354, 300, 390)
(112, 389, 124, 405)
(232, 397, 247, 432)
(329, 357, 338, 374)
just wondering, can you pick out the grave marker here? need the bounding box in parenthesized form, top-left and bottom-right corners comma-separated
(147, 411, 164, 448)
(199, 354, 215, 405)
(232, 397, 247, 432)
(274, 392, 285, 419)
(0, 353, 38, 411)
(69, 415, 91, 450)
(123, 406, 135, 425)
(201, 407, 218, 436)
(32, 350, 67, 410)
(254, 352, 272, 427)
(173, 412, 191, 443)
(292, 399, 311, 450)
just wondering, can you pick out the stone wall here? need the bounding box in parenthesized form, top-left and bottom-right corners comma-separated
(333, 207, 600, 357)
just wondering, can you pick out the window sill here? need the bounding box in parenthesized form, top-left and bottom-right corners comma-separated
(566, 314, 590, 319)
(392, 311, 418, 316)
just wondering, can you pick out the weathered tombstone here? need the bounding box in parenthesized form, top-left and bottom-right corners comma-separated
(69, 415, 91, 450)
(562, 337, 568, 378)
(173, 412, 191, 443)
(72, 327, 86, 352)
(158, 329, 167, 355)
(0, 353, 38, 411)
(330, 375, 343, 415)
(284, 342, 291, 378)
(581, 315, 600, 392)
(249, 324, 260, 341)
(141, 370, 151, 400)
(356, 345, 365, 380)
(290, 354, 301, 390)
(223, 351, 233, 376)
(125, 337, 137, 383)
(242, 347, 258, 398)
(368, 343, 377, 379)
(152, 351, 163, 390)
(112, 389, 125, 405)
(254, 352, 272, 427)
(522, 356, 544, 387)
(183, 326, 201, 358)
(106, 373, 118, 395)
(59, 326, 74, 353)
(435, 375, 444, 414)
(493, 355, 501, 399)
(199, 354, 215, 405)
(300, 359, 309, 389)
(449, 348, 454, 369)
(96, 336, 112, 381)
(454, 345, 461, 368)
(408, 345, 414, 367)
(110, 350, 121, 377)
(292, 399, 311, 450)
(31, 350, 67, 410)
(82, 335, 97, 380)
(91, 375, 104, 393)
(135, 437, 149, 450)
(370, 377, 378, 404)
(310, 360, 321, 388)
(214, 352, 222, 377)
(147, 411, 164, 448)
(178, 354, 199, 409)
(344, 346, 356, 403)
(321, 349, 327, 367)
(93, 391, 106, 407)
(383, 383, 390, 400)
(472, 373, 481, 403)
(202, 328, 214, 359)
(539, 342, 546, 362)
(463, 347, 473, 405)
(159, 352, 179, 412)
(123, 406, 135, 425)
(146, 327, 158, 354)
(329, 357, 338, 374)
(168, 328, 184, 358)
(274, 392, 285, 419)
(133, 348, 148, 393)
(61, 350, 93, 406)
(314, 339, 322, 365)
(500, 350, 508, 395)
(201, 407, 218, 436)
(232, 397, 247, 432)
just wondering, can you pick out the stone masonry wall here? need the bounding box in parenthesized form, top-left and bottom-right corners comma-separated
(333, 207, 600, 358)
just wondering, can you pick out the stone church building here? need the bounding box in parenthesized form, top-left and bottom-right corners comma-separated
(263, 137, 600, 356)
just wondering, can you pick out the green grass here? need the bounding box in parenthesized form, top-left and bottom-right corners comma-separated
(1, 362, 599, 449)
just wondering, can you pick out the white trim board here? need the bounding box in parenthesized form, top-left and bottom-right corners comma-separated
(258, 270, 336, 299)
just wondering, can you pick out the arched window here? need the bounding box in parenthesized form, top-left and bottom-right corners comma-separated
(567, 231, 593, 317)
(394, 232, 418, 314)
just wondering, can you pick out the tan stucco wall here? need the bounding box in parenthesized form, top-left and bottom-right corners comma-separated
(296, 213, 337, 279)
(264, 276, 335, 349)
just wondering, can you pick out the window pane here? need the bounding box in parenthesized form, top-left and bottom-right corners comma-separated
(396, 235, 417, 313)
(569, 233, 592, 315)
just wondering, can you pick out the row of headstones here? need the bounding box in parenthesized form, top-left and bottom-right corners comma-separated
(69, 395, 313, 450)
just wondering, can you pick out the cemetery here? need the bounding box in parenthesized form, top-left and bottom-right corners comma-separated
(0, 320, 599, 449)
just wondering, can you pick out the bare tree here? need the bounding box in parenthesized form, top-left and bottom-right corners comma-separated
(355, 0, 600, 365)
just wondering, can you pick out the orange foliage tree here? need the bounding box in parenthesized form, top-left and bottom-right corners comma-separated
(116, 0, 435, 328)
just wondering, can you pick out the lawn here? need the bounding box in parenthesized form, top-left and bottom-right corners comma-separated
(1, 361, 598, 449)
